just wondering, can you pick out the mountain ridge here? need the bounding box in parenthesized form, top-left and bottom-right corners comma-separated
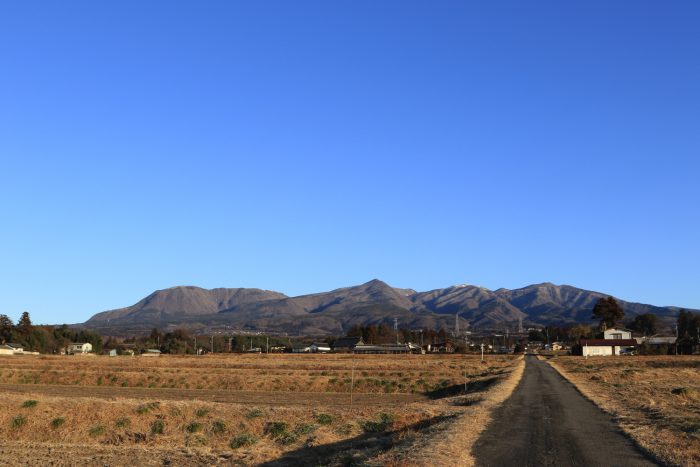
(82, 280, 695, 335)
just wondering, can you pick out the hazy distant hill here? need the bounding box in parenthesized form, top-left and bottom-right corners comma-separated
(83, 280, 692, 335)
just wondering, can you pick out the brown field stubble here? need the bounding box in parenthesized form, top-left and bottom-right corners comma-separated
(550, 355, 700, 467)
(0, 353, 518, 466)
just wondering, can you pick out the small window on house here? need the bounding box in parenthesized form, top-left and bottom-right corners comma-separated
(612, 333, 622, 340)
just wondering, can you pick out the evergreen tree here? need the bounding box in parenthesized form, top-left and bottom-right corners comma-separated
(591, 297, 624, 329)
(628, 313, 657, 336)
(0, 315, 13, 343)
(16, 311, 33, 341)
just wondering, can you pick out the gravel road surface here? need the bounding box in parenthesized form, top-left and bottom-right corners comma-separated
(473, 355, 658, 467)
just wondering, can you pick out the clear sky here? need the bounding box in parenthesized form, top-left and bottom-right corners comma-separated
(1, 1, 698, 324)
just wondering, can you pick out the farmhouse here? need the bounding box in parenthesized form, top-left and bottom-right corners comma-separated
(67, 343, 92, 354)
(0, 345, 16, 355)
(142, 349, 161, 357)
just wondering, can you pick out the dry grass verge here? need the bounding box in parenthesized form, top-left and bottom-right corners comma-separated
(548, 356, 700, 467)
(370, 355, 525, 466)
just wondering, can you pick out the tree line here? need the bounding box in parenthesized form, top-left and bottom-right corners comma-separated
(0, 312, 103, 354)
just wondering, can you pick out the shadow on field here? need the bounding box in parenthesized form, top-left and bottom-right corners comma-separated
(425, 375, 500, 400)
(258, 414, 457, 467)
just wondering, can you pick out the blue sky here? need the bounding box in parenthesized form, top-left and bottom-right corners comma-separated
(1, 1, 698, 324)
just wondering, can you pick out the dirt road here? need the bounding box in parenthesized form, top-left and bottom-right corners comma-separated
(473, 356, 658, 466)
(0, 382, 423, 407)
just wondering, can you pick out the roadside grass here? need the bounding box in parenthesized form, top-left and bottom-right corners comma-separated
(550, 356, 700, 467)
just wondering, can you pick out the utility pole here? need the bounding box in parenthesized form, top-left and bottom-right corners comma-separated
(675, 324, 679, 355)
(350, 356, 356, 408)
(266, 335, 269, 354)
(210, 335, 214, 354)
(194, 336, 197, 355)
(480, 343, 484, 363)
(394, 317, 399, 344)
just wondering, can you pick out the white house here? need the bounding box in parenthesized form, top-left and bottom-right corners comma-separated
(603, 328, 632, 340)
(581, 338, 637, 356)
(5, 344, 24, 354)
(309, 343, 331, 353)
(67, 342, 92, 354)
(0, 345, 16, 355)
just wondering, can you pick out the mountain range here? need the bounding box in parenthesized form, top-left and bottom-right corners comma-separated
(82, 280, 692, 335)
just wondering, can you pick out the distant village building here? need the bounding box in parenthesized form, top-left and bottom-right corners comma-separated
(309, 343, 331, 353)
(353, 343, 410, 354)
(67, 343, 92, 354)
(333, 337, 363, 353)
(108, 349, 118, 357)
(0, 344, 16, 356)
(141, 349, 161, 357)
(635, 336, 677, 353)
(551, 342, 565, 351)
(4, 344, 24, 354)
(425, 340, 455, 353)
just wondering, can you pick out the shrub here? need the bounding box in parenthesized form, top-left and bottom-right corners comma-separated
(51, 417, 66, 429)
(21, 400, 38, 409)
(185, 421, 202, 433)
(294, 423, 316, 435)
(360, 413, 394, 433)
(89, 425, 106, 437)
(359, 420, 386, 433)
(277, 432, 298, 445)
(672, 387, 689, 396)
(246, 409, 263, 419)
(211, 420, 227, 434)
(315, 413, 333, 425)
(136, 402, 160, 415)
(11, 415, 26, 429)
(334, 423, 353, 436)
(230, 433, 257, 449)
(151, 419, 165, 435)
(115, 417, 131, 428)
(264, 421, 288, 439)
(378, 412, 395, 425)
(195, 407, 210, 417)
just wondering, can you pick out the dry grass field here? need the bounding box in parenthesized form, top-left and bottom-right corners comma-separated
(0, 353, 521, 466)
(550, 356, 700, 467)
